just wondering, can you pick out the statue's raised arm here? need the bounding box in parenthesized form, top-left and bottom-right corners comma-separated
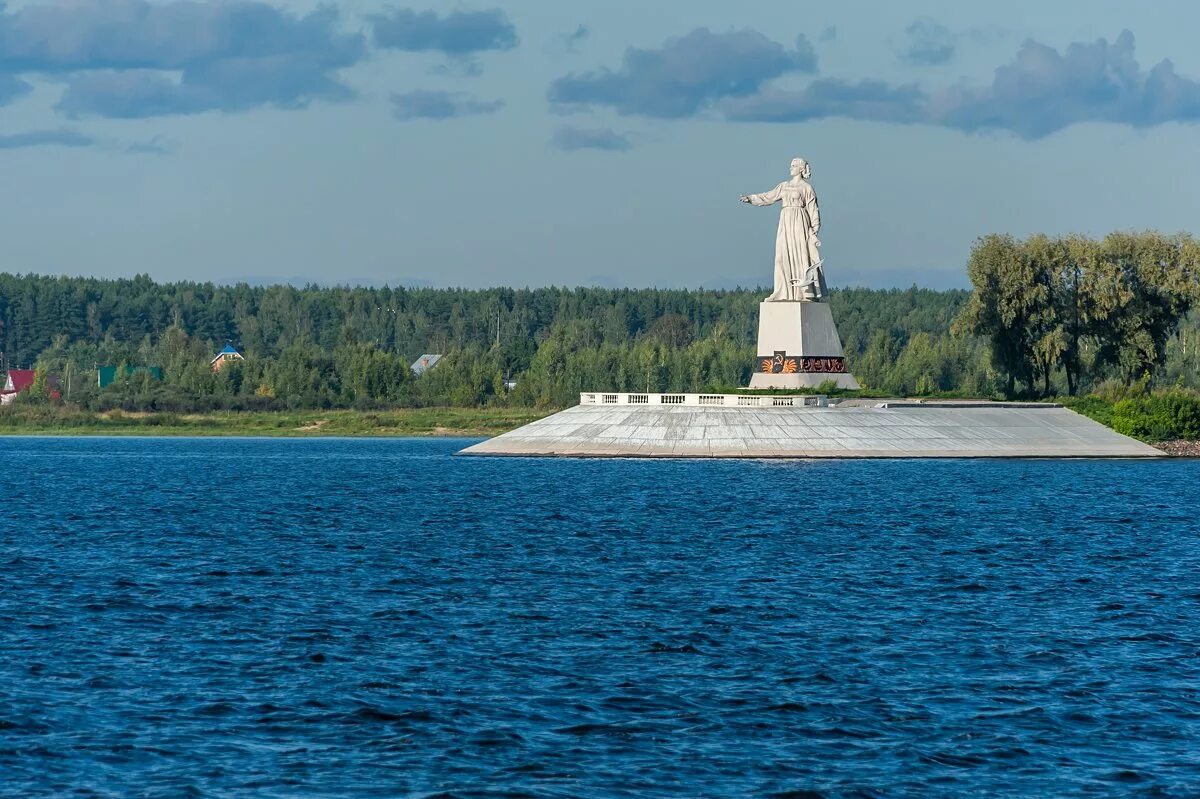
(740, 158, 826, 302)
(740, 183, 784, 206)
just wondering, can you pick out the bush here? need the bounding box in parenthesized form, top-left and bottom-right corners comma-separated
(1109, 390, 1200, 441)
(1061, 396, 1117, 428)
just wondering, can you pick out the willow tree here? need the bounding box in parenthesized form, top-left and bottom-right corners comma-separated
(954, 234, 1045, 396)
(1086, 232, 1197, 384)
(958, 231, 1198, 397)
(1022, 234, 1071, 397)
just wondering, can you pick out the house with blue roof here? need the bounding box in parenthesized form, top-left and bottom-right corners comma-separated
(211, 344, 244, 373)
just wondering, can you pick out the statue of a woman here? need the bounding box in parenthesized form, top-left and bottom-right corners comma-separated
(740, 158, 827, 302)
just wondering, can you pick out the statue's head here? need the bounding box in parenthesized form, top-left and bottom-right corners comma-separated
(790, 158, 811, 179)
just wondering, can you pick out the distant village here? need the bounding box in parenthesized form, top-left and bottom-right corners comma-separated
(0, 345, 450, 406)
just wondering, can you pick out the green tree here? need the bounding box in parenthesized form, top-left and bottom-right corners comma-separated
(954, 234, 1041, 396)
(1086, 232, 1196, 385)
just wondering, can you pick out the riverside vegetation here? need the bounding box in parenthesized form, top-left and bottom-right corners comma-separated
(1, 229, 1198, 441)
(0, 407, 550, 437)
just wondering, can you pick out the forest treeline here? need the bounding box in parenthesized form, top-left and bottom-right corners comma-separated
(0, 275, 975, 408)
(1, 229, 1197, 411)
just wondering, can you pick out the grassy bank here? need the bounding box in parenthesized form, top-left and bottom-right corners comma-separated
(1060, 389, 1200, 443)
(4, 389, 1198, 445)
(0, 406, 555, 437)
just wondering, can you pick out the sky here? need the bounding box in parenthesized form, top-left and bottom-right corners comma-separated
(1, 0, 1199, 291)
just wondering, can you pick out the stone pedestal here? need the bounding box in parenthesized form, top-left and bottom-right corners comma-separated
(748, 301, 861, 389)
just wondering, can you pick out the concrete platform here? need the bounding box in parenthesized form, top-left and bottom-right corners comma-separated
(458, 395, 1164, 459)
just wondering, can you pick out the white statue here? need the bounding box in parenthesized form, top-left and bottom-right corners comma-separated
(740, 158, 827, 302)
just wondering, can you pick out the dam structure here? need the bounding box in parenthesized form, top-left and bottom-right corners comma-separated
(458, 393, 1164, 459)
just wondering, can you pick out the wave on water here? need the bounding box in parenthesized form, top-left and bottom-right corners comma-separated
(1, 437, 1199, 796)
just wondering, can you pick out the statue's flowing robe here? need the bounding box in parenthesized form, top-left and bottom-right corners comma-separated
(747, 179, 823, 301)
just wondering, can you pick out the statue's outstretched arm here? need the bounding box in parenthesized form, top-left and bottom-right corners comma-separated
(740, 182, 784, 206)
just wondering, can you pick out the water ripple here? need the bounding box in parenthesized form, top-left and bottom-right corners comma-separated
(1, 437, 1198, 797)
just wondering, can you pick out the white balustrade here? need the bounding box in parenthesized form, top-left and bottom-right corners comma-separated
(578, 392, 828, 408)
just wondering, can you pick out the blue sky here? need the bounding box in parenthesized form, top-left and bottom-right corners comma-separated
(2, 0, 1199, 290)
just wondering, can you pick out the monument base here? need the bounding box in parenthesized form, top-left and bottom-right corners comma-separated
(749, 300, 861, 390)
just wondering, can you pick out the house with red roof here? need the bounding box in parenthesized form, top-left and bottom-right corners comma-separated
(1, 369, 35, 405)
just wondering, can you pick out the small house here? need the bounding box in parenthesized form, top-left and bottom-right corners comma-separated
(211, 344, 244, 372)
(1, 369, 35, 405)
(410, 354, 444, 376)
(1, 369, 61, 404)
(97, 365, 163, 389)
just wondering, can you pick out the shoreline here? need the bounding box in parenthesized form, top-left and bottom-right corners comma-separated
(0, 407, 556, 438)
(1156, 440, 1200, 457)
(0, 430, 494, 438)
(1, 407, 1194, 455)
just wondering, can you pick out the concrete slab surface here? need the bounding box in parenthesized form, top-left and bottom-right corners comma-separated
(458, 402, 1165, 458)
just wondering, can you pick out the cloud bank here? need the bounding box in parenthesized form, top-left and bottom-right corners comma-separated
(551, 126, 631, 151)
(900, 18, 955, 66)
(0, 0, 364, 117)
(548, 28, 817, 118)
(552, 27, 1200, 138)
(391, 90, 504, 121)
(0, 129, 95, 149)
(724, 79, 925, 125)
(371, 8, 517, 55)
(928, 30, 1200, 137)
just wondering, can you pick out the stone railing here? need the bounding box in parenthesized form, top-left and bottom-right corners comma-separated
(579, 392, 829, 408)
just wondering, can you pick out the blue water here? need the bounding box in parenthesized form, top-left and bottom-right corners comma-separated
(2, 438, 1199, 797)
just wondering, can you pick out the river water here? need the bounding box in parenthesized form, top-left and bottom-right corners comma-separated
(1, 437, 1198, 797)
